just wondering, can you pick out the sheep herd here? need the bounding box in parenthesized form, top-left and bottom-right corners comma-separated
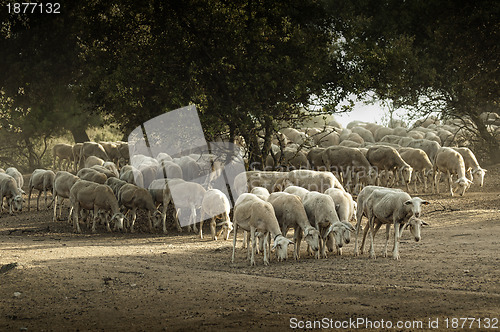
(0, 115, 490, 266)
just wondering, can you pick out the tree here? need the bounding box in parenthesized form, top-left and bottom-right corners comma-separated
(334, 0, 500, 162)
(76, 0, 348, 166)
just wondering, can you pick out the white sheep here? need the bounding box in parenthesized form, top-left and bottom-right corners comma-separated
(401, 138, 441, 165)
(77, 167, 107, 184)
(283, 185, 309, 201)
(120, 165, 145, 188)
(302, 191, 351, 259)
(280, 169, 344, 193)
(324, 188, 356, 255)
(28, 169, 56, 211)
(163, 178, 206, 233)
(148, 179, 170, 234)
(78, 142, 110, 170)
(102, 161, 120, 178)
(90, 165, 118, 179)
(69, 179, 125, 233)
(84, 156, 105, 168)
(452, 147, 486, 187)
(0, 173, 24, 215)
(267, 192, 320, 260)
(398, 147, 434, 192)
(118, 183, 161, 233)
(232, 193, 293, 266)
(52, 171, 79, 222)
(52, 143, 74, 171)
(358, 188, 429, 259)
(366, 145, 413, 191)
(5, 167, 24, 193)
(250, 187, 270, 200)
(434, 147, 472, 196)
(199, 189, 232, 240)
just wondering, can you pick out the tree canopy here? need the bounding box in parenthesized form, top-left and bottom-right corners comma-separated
(0, 0, 498, 169)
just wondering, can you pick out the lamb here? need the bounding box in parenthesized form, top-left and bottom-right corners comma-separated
(5, 167, 24, 193)
(323, 188, 356, 255)
(27, 169, 56, 211)
(84, 156, 105, 168)
(267, 192, 320, 260)
(52, 143, 74, 171)
(398, 147, 434, 192)
(199, 189, 233, 240)
(69, 180, 125, 233)
(302, 191, 350, 259)
(0, 173, 24, 214)
(52, 171, 80, 222)
(231, 193, 293, 266)
(356, 187, 429, 259)
(118, 183, 161, 233)
(77, 168, 107, 184)
(366, 145, 413, 191)
(434, 147, 472, 196)
(452, 147, 486, 187)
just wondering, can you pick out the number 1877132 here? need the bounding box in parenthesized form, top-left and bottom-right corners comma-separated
(7, 2, 60, 14)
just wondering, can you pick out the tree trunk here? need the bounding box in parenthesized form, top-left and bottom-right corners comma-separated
(70, 126, 90, 143)
(470, 113, 500, 164)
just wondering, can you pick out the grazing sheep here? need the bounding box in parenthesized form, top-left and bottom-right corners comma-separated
(77, 168, 107, 184)
(401, 138, 441, 165)
(358, 188, 429, 259)
(324, 188, 356, 255)
(105, 177, 128, 198)
(163, 178, 206, 233)
(52, 171, 79, 222)
(250, 187, 271, 201)
(99, 141, 121, 166)
(70, 180, 125, 233)
(452, 147, 486, 187)
(90, 165, 118, 179)
(5, 167, 24, 193)
(120, 166, 145, 188)
(200, 189, 232, 240)
(232, 193, 293, 266)
(322, 146, 376, 192)
(233, 171, 288, 197)
(78, 142, 110, 170)
(434, 147, 472, 196)
(281, 169, 344, 193)
(283, 185, 309, 200)
(148, 179, 170, 234)
(173, 156, 201, 182)
(267, 192, 320, 260)
(302, 191, 348, 259)
(28, 169, 56, 211)
(72, 143, 83, 172)
(156, 160, 183, 180)
(367, 145, 413, 191)
(52, 143, 74, 171)
(118, 183, 161, 233)
(307, 147, 327, 171)
(84, 156, 105, 169)
(398, 147, 434, 193)
(0, 173, 24, 214)
(102, 161, 120, 178)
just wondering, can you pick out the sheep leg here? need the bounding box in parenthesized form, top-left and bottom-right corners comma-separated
(73, 202, 81, 233)
(199, 211, 205, 239)
(161, 206, 168, 234)
(392, 221, 401, 260)
(262, 231, 269, 266)
(382, 223, 390, 257)
(190, 205, 198, 233)
(242, 231, 248, 249)
(368, 215, 376, 259)
(147, 211, 153, 232)
(52, 195, 58, 222)
(250, 226, 257, 266)
(175, 208, 183, 232)
(36, 191, 42, 211)
(446, 171, 454, 196)
(210, 217, 217, 241)
(91, 206, 99, 233)
(293, 229, 302, 260)
(130, 208, 137, 233)
(231, 224, 238, 263)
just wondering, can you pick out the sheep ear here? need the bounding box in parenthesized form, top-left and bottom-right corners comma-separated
(342, 221, 355, 232)
(287, 239, 294, 245)
(422, 200, 430, 205)
(404, 200, 413, 205)
(421, 220, 429, 226)
(335, 203, 340, 210)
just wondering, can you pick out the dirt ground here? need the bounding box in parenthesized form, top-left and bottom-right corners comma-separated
(1, 167, 499, 331)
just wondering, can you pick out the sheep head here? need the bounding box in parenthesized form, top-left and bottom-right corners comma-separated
(272, 234, 293, 262)
(404, 216, 428, 242)
(403, 197, 430, 218)
(303, 226, 320, 252)
(111, 213, 125, 232)
(454, 177, 472, 196)
(472, 168, 486, 187)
